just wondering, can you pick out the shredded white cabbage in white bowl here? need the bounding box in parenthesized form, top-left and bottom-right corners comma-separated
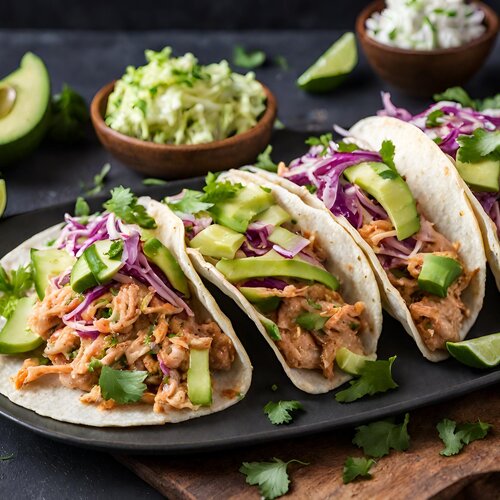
(105, 47, 267, 145)
(366, 0, 486, 50)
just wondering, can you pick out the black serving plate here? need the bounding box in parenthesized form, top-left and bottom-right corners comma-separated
(0, 178, 498, 454)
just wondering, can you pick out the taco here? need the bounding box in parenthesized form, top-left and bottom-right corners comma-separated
(164, 171, 382, 394)
(0, 189, 251, 426)
(251, 117, 486, 361)
(379, 91, 500, 290)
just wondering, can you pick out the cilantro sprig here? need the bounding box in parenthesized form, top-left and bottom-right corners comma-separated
(240, 458, 308, 499)
(83, 163, 111, 196)
(74, 196, 90, 217)
(457, 129, 500, 164)
(379, 140, 396, 171)
(434, 87, 500, 111)
(0, 264, 33, 320)
(437, 418, 492, 456)
(353, 413, 410, 457)
(305, 133, 333, 157)
(233, 45, 266, 69)
(335, 356, 398, 403)
(342, 457, 375, 484)
(425, 109, 444, 128)
(103, 186, 156, 229)
(264, 400, 304, 425)
(254, 145, 278, 172)
(98, 366, 147, 404)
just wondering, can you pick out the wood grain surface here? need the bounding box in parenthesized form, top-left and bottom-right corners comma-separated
(117, 385, 499, 500)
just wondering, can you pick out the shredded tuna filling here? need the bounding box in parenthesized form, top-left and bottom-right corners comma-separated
(14, 281, 235, 412)
(359, 214, 473, 352)
(245, 283, 367, 379)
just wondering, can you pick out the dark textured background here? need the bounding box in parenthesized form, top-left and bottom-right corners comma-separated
(2, 0, 499, 30)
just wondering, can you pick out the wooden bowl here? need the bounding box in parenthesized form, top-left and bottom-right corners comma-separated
(90, 81, 277, 178)
(356, 0, 499, 96)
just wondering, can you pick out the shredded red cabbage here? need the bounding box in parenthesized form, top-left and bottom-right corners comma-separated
(159, 359, 170, 376)
(476, 192, 500, 237)
(241, 278, 288, 289)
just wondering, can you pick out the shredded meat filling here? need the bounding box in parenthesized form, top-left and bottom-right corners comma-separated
(15, 280, 236, 413)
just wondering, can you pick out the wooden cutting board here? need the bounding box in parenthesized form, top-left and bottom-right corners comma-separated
(117, 385, 499, 499)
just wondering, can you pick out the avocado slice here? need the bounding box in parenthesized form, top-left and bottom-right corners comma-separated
(143, 237, 190, 297)
(84, 240, 124, 284)
(239, 286, 282, 313)
(189, 224, 245, 260)
(254, 205, 291, 227)
(0, 296, 43, 354)
(417, 254, 462, 298)
(209, 183, 274, 233)
(187, 348, 212, 405)
(0, 53, 51, 164)
(31, 248, 76, 299)
(216, 255, 339, 290)
(70, 254, 98, 293)
(456, 158, 499, 192)
(343, 161, 420, 240)
(268, 226, 306, 251)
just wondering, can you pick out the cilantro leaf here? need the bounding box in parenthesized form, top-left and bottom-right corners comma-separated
(0, 264, 33, 320)
(353, 413, 410, 457)
(254, 145, 278, 172)
(305, 133, 333, 157)
(203, 172, 243, 203)
(264, 400, 304, 425)
(457, 129, 500, 164)
(233, 45, 266, 69)
(142, 178, 168, 186)
(433, 87, 476, 109)
(47, 84, 89, 144)
(379, 140, 396, 171)
(437, 418, 492, 456)
(337, 141, 359, 152)
(378, 170, 398, 180)
(74, 196, 90, 217)
(477, 93, 500, 111)
(106, 240, 123, 260)
(274, 55, 288, 71)
(98, 366, 147, 404)
(335, 356, 398, 403)
(165, 189, 212, 214)
(342, 457, 375, 484)
(305, 184, 317, 194)
(84, 163, 111, 196)
(103, 186, 156, 229)
(425, 109, 444, 128)
(0, 453, 14, 461)
(240, 458, 308, 500)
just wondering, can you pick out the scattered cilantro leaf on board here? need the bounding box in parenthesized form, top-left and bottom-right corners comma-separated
(233, 45, 266, 69)
(437, 418, 492, 456)
(240, 458, 309, 499)
(142, 178, 168, 186)
(342, 457, 375, 484)
(85, 163, 111, 196)
(353, 413, 410, 457)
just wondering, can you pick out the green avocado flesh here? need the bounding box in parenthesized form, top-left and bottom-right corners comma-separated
(456, 158, 499, 192)
(238, 286, 282, 313)
(343, 161, 420, 240)
(143, 237, 190, 297)
(189, 224, 245, 259)
(0, 52, 51, 164)
(254, 205, 291, 226)
(417, 254, 462, 298)
(209, 183, 274, 233)
(71, 240, 123, 293)
(0, 296, 42, 354)
(31, 248, 76, 299)
(268, 226, 305, 251)
(216, 255, 339, 290)
(187, 348, 212, 405)
(335, 347, 373, 375)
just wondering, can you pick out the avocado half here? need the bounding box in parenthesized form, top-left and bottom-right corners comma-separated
(0, 52, 51, 165)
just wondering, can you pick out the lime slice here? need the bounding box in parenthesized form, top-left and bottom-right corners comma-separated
(0, 179, 6, 218)
(446, 332, 500, 369)
(297, 32, 357, 93)
(335, 347, 375, 375)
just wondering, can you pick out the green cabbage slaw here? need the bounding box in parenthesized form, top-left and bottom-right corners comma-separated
(105, 47, 267, 145)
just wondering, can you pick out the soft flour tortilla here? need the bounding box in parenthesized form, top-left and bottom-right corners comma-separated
(175, 170, 383, 394)
(251, 116, 486, 362)
(0, 198, 252, 426)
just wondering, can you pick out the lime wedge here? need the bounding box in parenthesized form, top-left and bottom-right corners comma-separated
(297, 32, 357, 93)
(0, 179, 6, 218)
(336, 347, 375, 375)
(446, 332, 500, 369)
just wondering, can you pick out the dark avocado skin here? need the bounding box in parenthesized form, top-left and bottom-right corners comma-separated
(0, 103, 51, 165)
